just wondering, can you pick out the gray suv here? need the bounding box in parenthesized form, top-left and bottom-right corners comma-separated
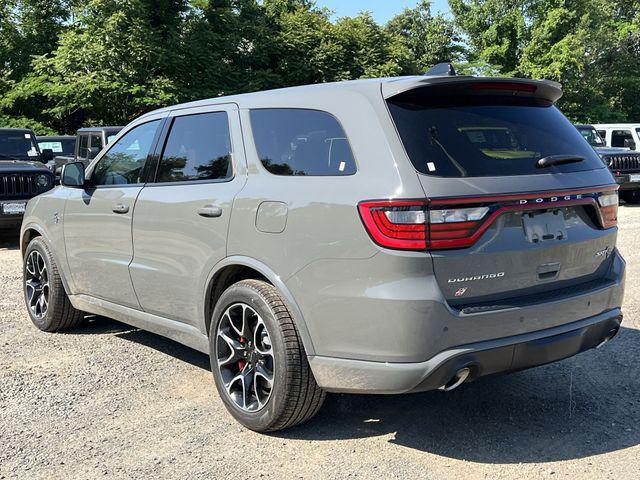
(21, 70, 625, 432)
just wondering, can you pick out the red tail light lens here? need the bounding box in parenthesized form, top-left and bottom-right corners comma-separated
(358, 200, 427, 250)
(359, 189, 617, 251)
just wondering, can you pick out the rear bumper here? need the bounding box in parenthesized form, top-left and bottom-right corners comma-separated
(309, 308, 622, 394)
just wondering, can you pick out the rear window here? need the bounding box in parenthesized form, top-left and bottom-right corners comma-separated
(387, 93, 605, 177)
(250, 109, 356, 176)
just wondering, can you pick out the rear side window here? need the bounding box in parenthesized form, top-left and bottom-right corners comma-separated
(611, 130, 633, 148)
(156, 112, 232, 183)
(250, 109, 356, 176)
(387, 92, 605, 177)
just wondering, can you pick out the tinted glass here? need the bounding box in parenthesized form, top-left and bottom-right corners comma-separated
(92, 120, 160, 186)
(387, 93, 605, 177)
(90, 134, 102, 148)
(597, 130, 606, 140)
(78, 135, 89, 159)
(0, 131, 38, 159)
(157, 112, 232, 183)
(38, 139, 75, 155)
(612, 130, 634, 148)
(577, 126, 605, 147)
(250, 109, 356, 176)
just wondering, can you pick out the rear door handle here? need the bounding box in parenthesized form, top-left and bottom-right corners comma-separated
(113, 204, 129, 214)
(197, 205, 222, 218)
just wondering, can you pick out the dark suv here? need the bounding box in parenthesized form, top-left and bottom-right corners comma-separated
(21, 68, 624, 432)
(576, 124, 640, 203)
(0, 128, 54, 229)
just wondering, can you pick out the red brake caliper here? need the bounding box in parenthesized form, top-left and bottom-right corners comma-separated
(238, 337, 247, 371)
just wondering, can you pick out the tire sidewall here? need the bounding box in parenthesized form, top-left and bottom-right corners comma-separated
(23, 238, 59, 331)
(209, 282, 290, 432)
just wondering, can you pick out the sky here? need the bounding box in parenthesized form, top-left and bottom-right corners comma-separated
(315, 0, 451, 24)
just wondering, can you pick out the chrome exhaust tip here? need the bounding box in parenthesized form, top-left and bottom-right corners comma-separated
(596, 327, 620, 349)
(439, 367, 471, 392)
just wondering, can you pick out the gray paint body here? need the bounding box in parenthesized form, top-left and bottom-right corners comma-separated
(21, 76, 625, 393)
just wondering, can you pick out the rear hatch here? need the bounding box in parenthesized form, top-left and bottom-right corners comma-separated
(385, 78, 619, 308)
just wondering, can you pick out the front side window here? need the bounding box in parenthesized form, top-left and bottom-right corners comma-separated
(250, 109, 356, 176)
(577, 126, 605, 147)
(387, 92, 605, 177)
(597, 130, 607, 141)
(611, 130, 634, 148)
(92, 120, 160, 186)
(156, 112, 232, 183)
(78, 135, 89, 159)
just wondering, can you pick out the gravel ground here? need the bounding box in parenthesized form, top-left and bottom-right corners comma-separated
(1, 206, 639, 480)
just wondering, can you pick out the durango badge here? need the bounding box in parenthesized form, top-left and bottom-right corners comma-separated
(448, 272, 505, 283)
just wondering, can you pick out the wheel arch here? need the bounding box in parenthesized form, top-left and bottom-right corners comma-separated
(21, 223, 73, 296)
(203, 256, 316, 356)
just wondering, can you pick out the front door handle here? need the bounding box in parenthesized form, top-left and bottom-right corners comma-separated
(113, 204, 130, 214)
(197, 205, 223, 218)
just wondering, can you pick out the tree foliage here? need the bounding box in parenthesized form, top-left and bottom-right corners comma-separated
(1, 0, 639, 133)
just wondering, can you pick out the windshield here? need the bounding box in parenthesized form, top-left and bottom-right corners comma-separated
(577, 126, 605, 147)
(387, 94, 605, 177)
(0, 131, 39, 159)
(38, 139, 75, 155)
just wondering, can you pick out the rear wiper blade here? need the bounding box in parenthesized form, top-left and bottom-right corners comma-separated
(537, 155, 585, 168)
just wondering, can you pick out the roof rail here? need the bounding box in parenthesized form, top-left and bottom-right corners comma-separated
(424, 62, 458, 77)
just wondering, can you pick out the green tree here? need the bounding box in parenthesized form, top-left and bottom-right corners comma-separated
(386, 0, 464, 73)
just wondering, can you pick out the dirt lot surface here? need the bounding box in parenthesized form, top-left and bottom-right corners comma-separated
(1, 206, 639, 480)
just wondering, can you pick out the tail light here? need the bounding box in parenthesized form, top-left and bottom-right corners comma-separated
(597, 191, 618, 229)
(359, 188, 618, 251)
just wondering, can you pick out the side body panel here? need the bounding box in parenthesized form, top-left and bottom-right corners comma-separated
(130, 104, 247, 328)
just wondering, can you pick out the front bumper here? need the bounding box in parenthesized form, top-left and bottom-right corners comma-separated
(614, 173, 640, 190)
(309, 309, 622, 394)
(0, 200, 27, 228)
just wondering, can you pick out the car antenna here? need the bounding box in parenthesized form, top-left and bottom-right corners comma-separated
(424, 62, 457, 77)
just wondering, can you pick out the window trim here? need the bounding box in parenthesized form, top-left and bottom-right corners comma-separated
(249, 107, 358, 177)
(146, 110, 235, 186)
(86, 119, 165, 189)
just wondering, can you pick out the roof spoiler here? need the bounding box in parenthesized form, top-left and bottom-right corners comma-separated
(383, 70, 563, 104)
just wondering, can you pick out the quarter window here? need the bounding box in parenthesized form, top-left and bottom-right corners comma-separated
(156, 112, 232, 183)
(92, 120, 160, 186)
(250, 109, 356, 176)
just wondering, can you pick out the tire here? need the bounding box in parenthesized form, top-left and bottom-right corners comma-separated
(209, 279, 325, 432)
(23, 237, 84, 332)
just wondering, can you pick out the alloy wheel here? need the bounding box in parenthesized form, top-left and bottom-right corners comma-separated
(25, 250, 49, 319)
(216, 303, 275, 412)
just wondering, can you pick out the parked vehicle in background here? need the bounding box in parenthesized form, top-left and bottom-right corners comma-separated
(0, 128, 55, 229)
(579, 124, 640, 203)
(593, 124, 640, 150)
(37, 135, 76, 157)
(52, 126, 123, 169)
(20, 67, 624, 432)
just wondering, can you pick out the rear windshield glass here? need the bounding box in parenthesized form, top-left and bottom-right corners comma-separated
(387, 93, 605, 177)
(38, 139, 75, 155)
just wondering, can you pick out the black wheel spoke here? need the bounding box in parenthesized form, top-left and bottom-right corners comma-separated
(216, 302, 274, 412)
(24, 251, 49, 319)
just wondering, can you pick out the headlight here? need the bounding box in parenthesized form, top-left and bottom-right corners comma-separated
(36, 174, 52, 189)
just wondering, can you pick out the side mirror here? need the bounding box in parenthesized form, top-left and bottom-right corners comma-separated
(41, 148, 54, 162)
(87, 146, 101, 160)
(61, 162, 86, 188)
(624, 139, 636, 150)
